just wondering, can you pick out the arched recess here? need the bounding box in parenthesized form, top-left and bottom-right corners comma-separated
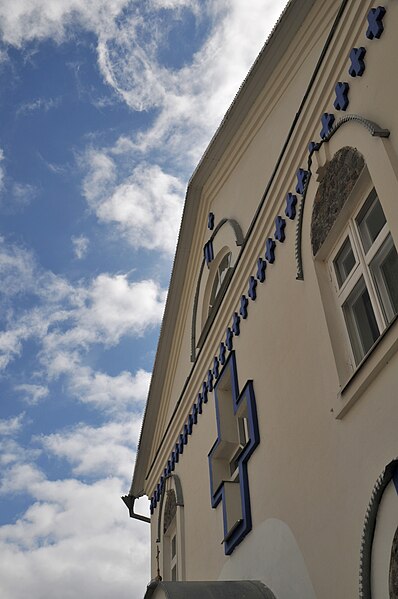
(359, 458, 398, 599)
(304, 122, 398, 390)
(157, 474, 185, 582)
(191, 217, 244, 362)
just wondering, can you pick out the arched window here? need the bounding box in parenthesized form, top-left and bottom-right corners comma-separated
(208, 251, 232, 315)
(158, 475, 185, 582)
(311, 146, 398, 394)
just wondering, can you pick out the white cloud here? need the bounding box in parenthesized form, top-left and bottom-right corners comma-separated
(0, 239, 166, 371)
(39, 418, 143, 477)
(0, 414, 25, 437)
(71, 235, 89, 260)
(14, 384, 49, 405)
(0, 474, 150, 599)
(0, 0, 130, 47)
(82, 158, 184, 254)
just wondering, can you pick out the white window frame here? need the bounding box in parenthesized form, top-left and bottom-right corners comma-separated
(328, 186, 398, 369)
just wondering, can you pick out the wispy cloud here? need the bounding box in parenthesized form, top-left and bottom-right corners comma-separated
(16, 96, 61, 117)
(0, 413, 25, 437)
(14, 385, 49, 406)
(71, 235, 89, 260)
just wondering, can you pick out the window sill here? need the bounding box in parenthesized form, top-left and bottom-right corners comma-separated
(333, 314, 398, 419)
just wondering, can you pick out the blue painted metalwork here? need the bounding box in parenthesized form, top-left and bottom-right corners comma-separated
(295, 168, 309, 195)
(202, 381, 208, 404)
(226, 327, 233, 351)
(187, 414, 194, 435)
(265, 238, 276, 264)
(366, 6, 386, 40)
(213, 356, 220, 379)
(204, 240, 214, 265)
(207, 369, 214, 392)
(285, 192, 297, 220)
(248, 275, 257, 300)
(320, 113, 335, 139)
(232, 312, 241, 336)
(178, 433, 184, 454)
(208, 212, 215, 230)
(192, 403, 198, 424)
(183, 424, 189, 444)
(349, 47, 366, 77)
(256, 257, 267, 282)
(197, 392, 203, 414)
(208, 351, 260, 555)
(219, 341, 227, 365)
(334, 82, 350, 111)
(308, 141, 320, 154)
(274, 216, 286, 242)
(239, 295, 249, 319)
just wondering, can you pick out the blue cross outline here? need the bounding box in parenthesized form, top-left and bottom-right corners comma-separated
(334, 82, 350, 111)
(213, 356, 220, 379)
(239, 295, 249, 319)
(285, 192, 297, 220)
(295, 168, 309, 195)
(265, 238, 276, 264)
(366, 6, 386, 40)
(208, 351, 260, 555)
(204, 240, 214, 265)
(274, 215, 286, 243)
(248, 275, 257, 300)
(226, 327, 233, 351)
(320, 113, 335, 139)
(208, 212, 215, 230)
(349, 47, 366, 77)
(232, 312, 241, 336)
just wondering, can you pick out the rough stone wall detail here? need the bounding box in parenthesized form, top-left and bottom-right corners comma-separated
(163, 489, 177, 534)
(311, 146, 365, 255)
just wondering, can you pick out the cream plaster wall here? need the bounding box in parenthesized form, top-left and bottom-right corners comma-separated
(145, 2, 398, 598)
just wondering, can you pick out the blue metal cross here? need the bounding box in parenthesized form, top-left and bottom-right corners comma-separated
(232, 312, 240, 336)
(285, 192, 297, 220)
(207, 369, 214, 392)
(349, 47, 366, 77)
(197, 392, 203, 414)
(213, 356, 220, 379)
(320, 113, 335, 139)
(256, 257, 266, 282)
(265, 238, 276, 264)
(204, 240, 214, 265)
(296, 168, 309, 195)
(248, 275, 257, 300)
(208, 212, 215, 230)
(208, 351, 260, 555)
(239, 295, 249, 319)
(202, 381, 208, 404)
(274, 216, 286, 242)
(366, 6, 386, 40)
(192, 402, 198, 424)
(219, 342, 227, 365)
(334, 82, 350, 111)
(226, 327, 233, 351)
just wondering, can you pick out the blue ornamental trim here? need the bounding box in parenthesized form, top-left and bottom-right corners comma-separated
(208, 351, 260, 555)
(366, 6, 386, 40)
(148, 8, 391, 558)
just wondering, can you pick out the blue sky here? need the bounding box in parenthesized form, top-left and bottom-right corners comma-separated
(0, 1, 286, 597)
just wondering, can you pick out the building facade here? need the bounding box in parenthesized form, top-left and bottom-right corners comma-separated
(125, 1, 398, 597)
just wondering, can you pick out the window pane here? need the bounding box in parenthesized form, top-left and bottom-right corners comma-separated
(371, 235, 398, 323)
(334, 237, 356, 287)
(344, 279, 379, 364)
(357, 189, 386, 253)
